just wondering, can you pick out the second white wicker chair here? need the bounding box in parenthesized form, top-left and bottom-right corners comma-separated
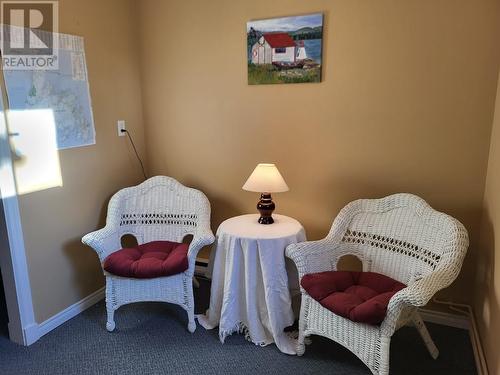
(286, 193, 468, 375)
(82, 176, 215, 333)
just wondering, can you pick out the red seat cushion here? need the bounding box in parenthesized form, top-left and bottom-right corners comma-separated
(103, 241, 189, 279)
(301, 271, 406, 325)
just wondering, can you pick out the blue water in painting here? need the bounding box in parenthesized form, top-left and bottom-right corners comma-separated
(304, 39, 322, 64)
(247, 38, 322, 64)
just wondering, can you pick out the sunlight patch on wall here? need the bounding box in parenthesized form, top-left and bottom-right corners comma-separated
(7, 109, 63, 195)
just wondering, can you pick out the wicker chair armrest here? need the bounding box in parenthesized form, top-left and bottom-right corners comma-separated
(81, 226, 121, 264)
(286, 238, 341, 280)
(186, 228, 215, 273)
(381, 269, 454, 334)
(393, 269, 453, 307)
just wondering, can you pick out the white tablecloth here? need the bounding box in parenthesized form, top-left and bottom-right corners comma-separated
(197, 214, 306, 355)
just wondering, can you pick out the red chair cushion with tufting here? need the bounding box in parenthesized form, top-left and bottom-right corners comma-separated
(301, 271, 406, 325)
(103, 241, 189, 279)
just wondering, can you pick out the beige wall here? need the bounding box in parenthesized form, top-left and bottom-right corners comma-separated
(15, 0, 146, 322)
(476, 71, 500, 375)
(138, 0, 500, 304)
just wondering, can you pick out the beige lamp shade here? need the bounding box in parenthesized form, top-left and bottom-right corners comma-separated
(242, 163, 289, 193)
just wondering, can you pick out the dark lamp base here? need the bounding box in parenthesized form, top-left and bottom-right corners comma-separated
(257, 193, 275, 225)
(258, 215, 274, 225)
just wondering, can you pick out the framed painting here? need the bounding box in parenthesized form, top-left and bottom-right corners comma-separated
(247, 13, 323, 85)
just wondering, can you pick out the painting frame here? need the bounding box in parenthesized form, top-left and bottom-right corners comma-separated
(247, 13, 324, 85)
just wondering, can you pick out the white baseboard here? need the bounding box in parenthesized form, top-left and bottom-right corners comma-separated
(468, 317, 489, 375)
(419, 308, 470, 329)
(24, 287, 105, 345)
(195, 258, 209, 277)
(195, 265, 208, 276)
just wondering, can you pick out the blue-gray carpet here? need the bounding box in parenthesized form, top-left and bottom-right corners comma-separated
(0, 279, 476, 375)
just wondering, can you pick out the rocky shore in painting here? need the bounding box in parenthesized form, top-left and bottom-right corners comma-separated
(248, 61, 321, 85)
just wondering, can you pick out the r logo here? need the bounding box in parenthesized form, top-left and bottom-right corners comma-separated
(1, 1, 58, 69)
(2, 1, 55, 54)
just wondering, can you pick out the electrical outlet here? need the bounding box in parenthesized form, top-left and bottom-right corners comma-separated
(117, 120, 126, 136)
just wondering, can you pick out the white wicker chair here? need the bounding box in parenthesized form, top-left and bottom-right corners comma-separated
(286, 193, 468, 375)
(82, 176, 215, 333)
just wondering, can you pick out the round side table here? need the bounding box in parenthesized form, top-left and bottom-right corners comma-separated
(197, 214, 306, 355)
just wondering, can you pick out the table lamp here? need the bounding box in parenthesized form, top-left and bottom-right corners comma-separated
(242, 163, 289, 224)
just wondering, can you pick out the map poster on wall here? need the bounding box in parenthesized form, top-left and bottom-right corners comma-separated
(3, 32, 96, 150)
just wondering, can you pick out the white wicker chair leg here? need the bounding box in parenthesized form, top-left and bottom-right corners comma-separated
(413, 313, 439, 359)
(106, 306, 115, 332)
(296, 332, 306, 356)
(187, 307, 196, 333)
(378, 335, 391, 375)
(186, 281, 196, 333)
(296, 296, 308, 356)
(105, 278, 116, 332)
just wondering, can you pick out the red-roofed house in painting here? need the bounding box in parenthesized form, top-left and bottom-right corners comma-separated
(251, 32, 296, 64)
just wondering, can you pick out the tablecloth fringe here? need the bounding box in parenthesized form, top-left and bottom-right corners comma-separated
(219, 322, 268, 347)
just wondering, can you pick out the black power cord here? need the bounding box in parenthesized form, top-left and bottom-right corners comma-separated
(122, 129, 147, 180)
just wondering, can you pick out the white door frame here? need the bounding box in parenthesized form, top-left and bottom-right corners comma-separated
(0, 73, 37, 345)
